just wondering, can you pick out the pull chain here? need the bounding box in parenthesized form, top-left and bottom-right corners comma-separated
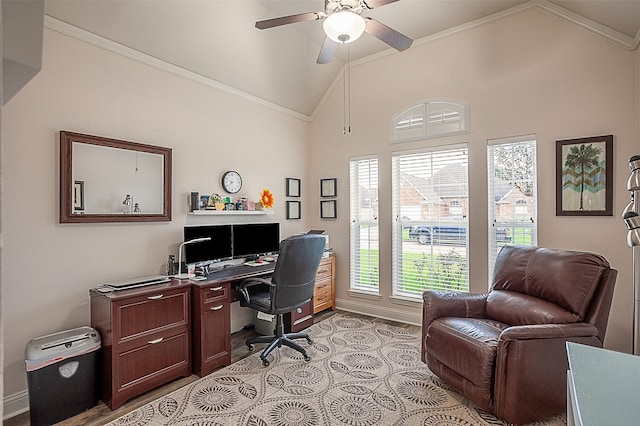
(343, 45, 351, 135)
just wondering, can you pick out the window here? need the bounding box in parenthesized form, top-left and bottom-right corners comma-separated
(391, 99, 470, 144)
(349, 156, 379, 293)
(487, 135, 538, 279)
(392, 146, 469, 299)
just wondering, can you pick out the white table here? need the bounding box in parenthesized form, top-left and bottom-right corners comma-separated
(566, 342, 640, 426)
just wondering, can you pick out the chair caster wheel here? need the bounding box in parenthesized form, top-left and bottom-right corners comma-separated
(306, 337, 313, 345)
(247, 344, 254, 351)
(262, 359, 270, 367)
(303, 354, 311, 362)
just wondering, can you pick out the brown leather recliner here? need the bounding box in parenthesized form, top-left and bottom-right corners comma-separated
(421, 245, 617, 425)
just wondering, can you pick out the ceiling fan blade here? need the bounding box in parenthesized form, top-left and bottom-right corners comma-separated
(255, 12, 321, 30)
(363, 0, 400, 9)
(317, 37, 338, 64)
(364, 18, 413, 51)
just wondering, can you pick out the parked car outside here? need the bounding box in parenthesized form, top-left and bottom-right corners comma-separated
(408, 217, 511, 245)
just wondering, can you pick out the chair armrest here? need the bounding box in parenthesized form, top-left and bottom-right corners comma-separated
(493, 322, 602, 424)
(422, 290, 488, 330)
(238, 277, 275, 304)
(499, 322, 599, 342)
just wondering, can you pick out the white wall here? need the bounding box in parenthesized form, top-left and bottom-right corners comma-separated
(309, 8, 638, 352)
(2, 28, 311, 403)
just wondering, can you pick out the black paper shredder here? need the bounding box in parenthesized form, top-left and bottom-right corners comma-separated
(25, 326, 101, 426)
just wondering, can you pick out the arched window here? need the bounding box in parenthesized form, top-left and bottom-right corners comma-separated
(391, 99, 470, 144)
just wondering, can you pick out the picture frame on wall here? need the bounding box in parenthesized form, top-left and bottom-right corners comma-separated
(321, 178, 337, 197)
(321, 200, 337, 219)
(73, 180, 85, 211)
(286, 201, 301, 220)
(556, 134, 613, 216)
(286, 178, 301, 197)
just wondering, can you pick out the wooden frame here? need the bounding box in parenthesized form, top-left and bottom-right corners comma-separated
(60, 131, 172, 223)
(286, 178, 301, 197)
(321, 200, 337, 219)
(286, 201, 301, 220)
(556, 135, 613, 216)
(73, 180, 85, 211)
(320, 178, 337, 197)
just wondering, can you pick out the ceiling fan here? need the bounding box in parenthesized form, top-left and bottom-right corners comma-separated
(255, 0, 413, 64)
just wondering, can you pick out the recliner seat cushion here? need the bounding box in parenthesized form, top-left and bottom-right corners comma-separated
(427, 317, 509, 389)
(492, 246, 608, 318)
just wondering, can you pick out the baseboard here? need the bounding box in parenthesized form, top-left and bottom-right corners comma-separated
(335, 297, 422, 326)
(3, 390, 29, 421)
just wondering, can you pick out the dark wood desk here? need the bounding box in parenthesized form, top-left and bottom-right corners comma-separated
(191, 254, 335, 377)
(190, 262, 275, 376)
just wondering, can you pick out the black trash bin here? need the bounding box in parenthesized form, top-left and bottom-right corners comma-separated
(25, 326, 101, 426)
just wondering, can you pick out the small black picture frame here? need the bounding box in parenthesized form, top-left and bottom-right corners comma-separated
(321, 178, 337, 197)
(320, 200, 337, 219)
(286, 201, 301, 219)
(286, 178, 301, 197)
(73, 180, 85, 211)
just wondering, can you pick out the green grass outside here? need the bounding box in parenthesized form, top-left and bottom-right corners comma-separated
(356, 226, 532, 294)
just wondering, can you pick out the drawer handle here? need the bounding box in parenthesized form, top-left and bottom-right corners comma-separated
(210, 286, 223, 291)
(147, 294, 163, 300)
(210, 305, 224, 311)
(148, 337, 164, 344)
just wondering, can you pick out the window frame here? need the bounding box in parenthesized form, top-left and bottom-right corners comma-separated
(349, 155, 380, 295)
(487, 135, 538, 281)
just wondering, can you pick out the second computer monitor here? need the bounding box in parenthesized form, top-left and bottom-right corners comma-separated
(232, 222, 280, 258)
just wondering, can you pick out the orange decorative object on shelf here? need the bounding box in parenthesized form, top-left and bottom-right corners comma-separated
(259, 189, 274, 209)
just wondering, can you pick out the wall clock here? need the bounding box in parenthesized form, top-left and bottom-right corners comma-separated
(221, 170, 242, 194)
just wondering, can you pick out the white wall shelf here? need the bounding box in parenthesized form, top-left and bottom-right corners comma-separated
(189, 209, 274, 216)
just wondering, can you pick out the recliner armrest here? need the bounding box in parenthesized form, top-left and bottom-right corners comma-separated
(422, 291, 488, 330)
(499, 322, 599, 342)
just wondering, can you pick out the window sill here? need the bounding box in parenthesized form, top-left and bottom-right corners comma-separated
(389, 295, 423, 306)
(347, 289, 382, 301)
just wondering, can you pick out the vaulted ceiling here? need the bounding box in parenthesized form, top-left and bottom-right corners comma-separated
(44, 0, 640, 120)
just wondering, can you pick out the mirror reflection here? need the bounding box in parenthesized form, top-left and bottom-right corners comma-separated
(73, 143, 164, 214)
(60, 131, 172, 223)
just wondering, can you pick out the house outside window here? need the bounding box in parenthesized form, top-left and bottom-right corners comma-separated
(392, 146, 469, 299)
(488, 135, 538, 280)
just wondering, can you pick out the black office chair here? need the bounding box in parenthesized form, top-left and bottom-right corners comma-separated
(238, 234, 326, 366)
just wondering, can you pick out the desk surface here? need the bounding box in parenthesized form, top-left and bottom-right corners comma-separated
(192, 262, 276, 286)
(566, 342, 640, 426)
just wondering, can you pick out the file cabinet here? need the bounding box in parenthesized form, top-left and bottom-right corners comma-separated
(90, 281, 191, 410)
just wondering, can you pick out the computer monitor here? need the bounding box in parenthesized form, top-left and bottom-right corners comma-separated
(183, 225, 233, 265)
(232, 223, 280, 258)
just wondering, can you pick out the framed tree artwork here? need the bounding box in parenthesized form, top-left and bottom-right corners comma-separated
(556, 135, 613, 216)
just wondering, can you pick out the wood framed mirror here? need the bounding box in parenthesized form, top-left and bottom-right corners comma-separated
(60, 131, 172, 223)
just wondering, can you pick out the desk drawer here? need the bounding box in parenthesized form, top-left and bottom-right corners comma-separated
(316, 262, 333, 279)
(285, 301, 313, 333)
(115, 289, 189, 344)
(116, 331, 189, 385)
(202, 284, 229, 304)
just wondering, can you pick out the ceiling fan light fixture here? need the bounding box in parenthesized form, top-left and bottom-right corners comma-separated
(323, 11, 365, 43)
